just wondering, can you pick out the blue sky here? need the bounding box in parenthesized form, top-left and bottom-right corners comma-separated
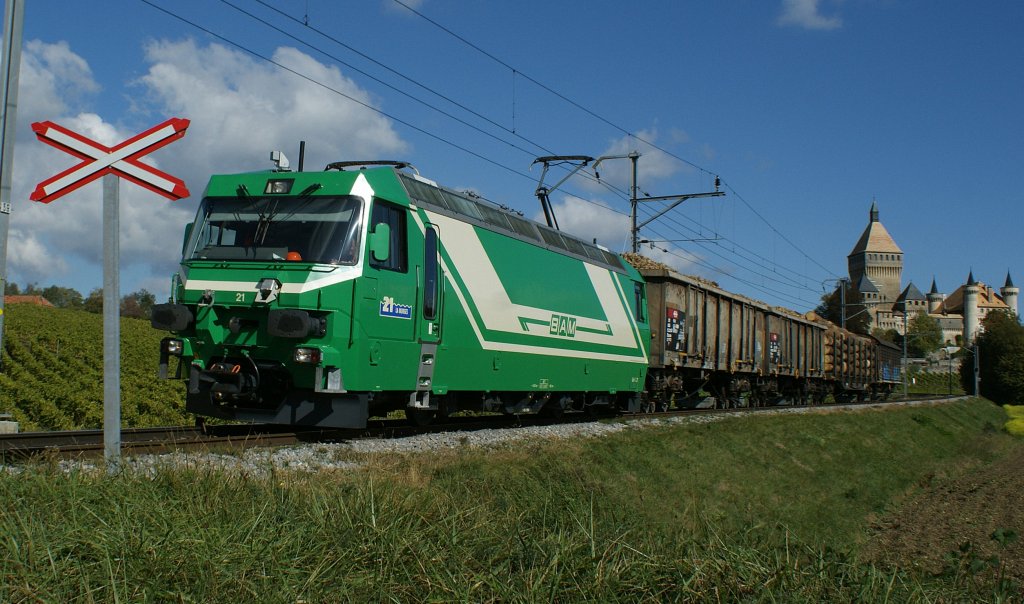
(4, 0, 1022, 312)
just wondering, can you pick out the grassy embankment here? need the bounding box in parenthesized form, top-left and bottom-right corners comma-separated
(2, 399, 1020, 602)
(1006, 404, 1024, 437)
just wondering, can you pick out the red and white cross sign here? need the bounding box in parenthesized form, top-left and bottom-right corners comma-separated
(30, 117, 190, 203)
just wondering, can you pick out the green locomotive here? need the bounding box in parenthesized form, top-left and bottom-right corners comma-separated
(152, 158, 652, 428)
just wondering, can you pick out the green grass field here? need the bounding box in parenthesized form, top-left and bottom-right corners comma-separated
(907, 366, 966, 396)
(0, 304, 189, 430)
(2, 399, 1019, 602)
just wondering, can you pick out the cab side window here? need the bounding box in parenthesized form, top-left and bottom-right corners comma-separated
(369, 201, 408, 272)
(634, 282, 647, 323)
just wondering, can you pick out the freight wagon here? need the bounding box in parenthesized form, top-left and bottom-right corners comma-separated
(639, 264, 827, 409)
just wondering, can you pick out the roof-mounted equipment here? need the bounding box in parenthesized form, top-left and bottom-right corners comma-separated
(270, 150, 291, 172)
(531, 155, 594, 230)
(325, 160, 419, 176)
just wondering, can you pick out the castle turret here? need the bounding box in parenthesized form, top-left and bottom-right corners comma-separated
(927, 277, 944, 314)
(895, 282, 926, 335)
(964, 271, 981, 344)
(847, 201, 903, 329)
(1002, 272, 1019, 316)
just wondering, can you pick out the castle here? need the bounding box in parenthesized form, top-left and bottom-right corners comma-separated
(847, 201, 1018, 345)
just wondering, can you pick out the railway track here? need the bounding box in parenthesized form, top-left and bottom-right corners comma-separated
(0, 395, 964, 462)
(0, 424, 300, 461)
(0, 413, 603, 461)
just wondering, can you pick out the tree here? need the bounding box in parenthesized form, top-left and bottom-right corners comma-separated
(906, 312, 943, 358)
(41, 285, 84, 310)
(83, 288, 103, 314)
(815, 283, 871, 335)
(4, 282, 19, 295)
(960, 310, 1024, 404)
(121, 289, 156, 319)
(872, 327, 901, 345)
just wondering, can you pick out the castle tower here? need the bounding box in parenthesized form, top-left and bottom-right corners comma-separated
(927, 277, 944, 314)
(1002, 272, 1019, 316)
(964, 271, 981, 344)
(895, 282, 926, 335)
(847, 201, 903, 328)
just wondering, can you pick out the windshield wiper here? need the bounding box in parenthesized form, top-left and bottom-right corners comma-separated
(237, 184, 279, 246)
(298, 183, 322, 197)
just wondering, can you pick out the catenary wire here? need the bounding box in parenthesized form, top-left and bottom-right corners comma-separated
(189, 0, 836, 293)
(139, 0, 834, 305)
(390, 0, 839, 282)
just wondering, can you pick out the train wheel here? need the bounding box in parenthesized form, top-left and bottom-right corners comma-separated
(656, 395, 669, 413)
(540, 397, 565, 419)
(406, 407, 437, 426)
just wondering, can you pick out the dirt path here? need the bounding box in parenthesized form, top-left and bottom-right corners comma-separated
(864, 447, 1024, 585)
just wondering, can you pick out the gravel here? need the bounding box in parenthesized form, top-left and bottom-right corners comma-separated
(9, 398, 957, 478)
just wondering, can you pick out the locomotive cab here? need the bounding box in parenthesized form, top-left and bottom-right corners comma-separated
(153, 163, 427, 427)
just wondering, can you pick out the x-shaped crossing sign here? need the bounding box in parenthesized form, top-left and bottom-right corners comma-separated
(30, 117, 190, 203)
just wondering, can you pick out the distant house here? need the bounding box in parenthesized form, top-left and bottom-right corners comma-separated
(5, 295, 54, 307)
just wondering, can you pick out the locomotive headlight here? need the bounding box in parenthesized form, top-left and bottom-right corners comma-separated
(294, 347, 322, 364)
(164, 338, 184, 356)
(264, 178, 294, 194)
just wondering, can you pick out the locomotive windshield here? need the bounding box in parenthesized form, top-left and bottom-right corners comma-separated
(186, 195, 363, 264)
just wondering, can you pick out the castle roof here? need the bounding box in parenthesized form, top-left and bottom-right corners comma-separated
(848, 203, 902, 256)
(1006, 271, 1016, 289)
(929, 277, 940, 295)
(854, 274, 878, 293)
(896, 282, 926, 305)
(940, 281, 1009, 315)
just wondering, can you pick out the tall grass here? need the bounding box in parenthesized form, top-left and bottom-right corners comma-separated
(1, 399, 1019, 602)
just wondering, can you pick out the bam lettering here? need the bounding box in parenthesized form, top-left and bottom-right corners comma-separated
(549, 314, 577, 337)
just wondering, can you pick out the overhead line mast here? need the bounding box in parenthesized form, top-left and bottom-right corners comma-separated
(592, 152, 725, 253)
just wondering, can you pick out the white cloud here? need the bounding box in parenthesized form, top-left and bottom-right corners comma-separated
(7, 39, 408, 297)
(537, 194, 630, 253)
(17, 40, 99, 124)
(641, 244, 704, 277)
(578, 128, 685, 196)
(778, 0, 842, 30)
(6, 228, 68, 278)
(384, 0, 425, 14)
(535, 194, 705, 278)
(135, 40, 407, 176)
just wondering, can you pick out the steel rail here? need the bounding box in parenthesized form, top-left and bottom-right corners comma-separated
(0, 395, 965, 462)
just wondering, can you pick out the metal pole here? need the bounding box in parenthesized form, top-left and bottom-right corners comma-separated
(0, 0, 24, 371)
(840, 278, 848, 330)
(103, 174, 121, 471)
(629, 151, 639, 253)
(902, 309, 908, 397)
(948, 350, 952, 395)
(973, 344, 980, 397)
